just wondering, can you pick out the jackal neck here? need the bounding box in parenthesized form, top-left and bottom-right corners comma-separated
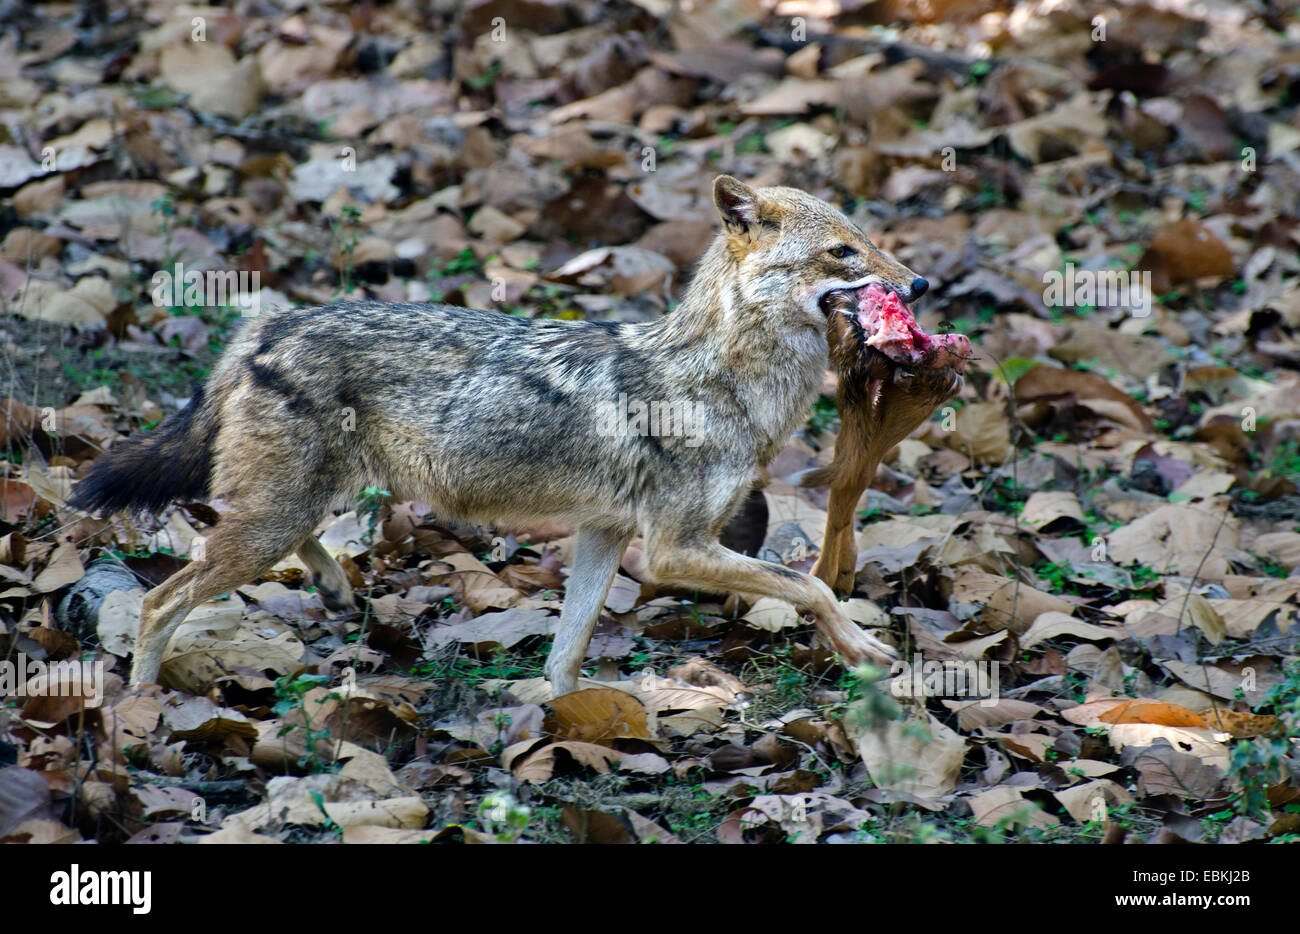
(643, 237, 819, 351)
(632, 235, 826, 456)
(643, 239, 729, 349)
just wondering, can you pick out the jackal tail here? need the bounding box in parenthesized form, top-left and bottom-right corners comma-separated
(68, 385, 218, 517)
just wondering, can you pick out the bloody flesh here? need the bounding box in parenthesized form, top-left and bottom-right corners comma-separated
(854, 282, 970, 372)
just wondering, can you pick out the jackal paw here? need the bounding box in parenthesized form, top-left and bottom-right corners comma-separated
(545, 663, 579, 699)
(828, 626, 897, 669)
(320, 590, 359, 616)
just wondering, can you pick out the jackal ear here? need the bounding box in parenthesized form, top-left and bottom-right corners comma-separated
(713, 175, 762, 232)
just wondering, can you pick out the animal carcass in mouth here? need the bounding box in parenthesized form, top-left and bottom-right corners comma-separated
(853, 283, 970, 372)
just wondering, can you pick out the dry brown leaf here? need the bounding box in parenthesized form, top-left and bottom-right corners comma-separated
(666, 657, 746, 696)
(163, 606, 305, 693)
(1160, 659, 1273, 705)
(1140, 218, 1235, 291)
(1172, 470, 1236, 500)
(950, 566, 1074, 634)
(848, 707, 965, 804)
(937, 402, 1012, 464)
(987, 731, 1058, 763)
(1122, 738, 1226, 799)
(739, 77, 838, 115)
(506, 739, 624, 783)
(857, 513, 959, 550)
(341, 825, 438, 844)
(1015, 365, 1154, 434)
(723, 792, 873, 844)
(1053, 779, 1133, 823)
(546, 687, 650, 745)
(1020, 491, 1085, 530)
(16, 277, 115, 329)
(223, 750, 424, 834)
(196, 825, 283, 844)
(743, 597, 800, 631)
(31, 539, 83, 593)
(1195, 708, 1282, 739)
(1097, 700, 1209, 729)
(1020, 611, 1123, 648)
(427, 607, 555, 650)
(1212, 595, 1300, 637)
(1107, 503, 1239, 580)
(967, 786, 1059, 829)
(944, 698, 1044, 731)
(1252, 532, 1300, 572)
(1003, 94, 1108, 162)
(1107, 723, 1229, 768)
(435, 552, 524, 613)
(162, 696, 257, 742)
(159, 43, 264, 119)
(97, 588, 143, 657)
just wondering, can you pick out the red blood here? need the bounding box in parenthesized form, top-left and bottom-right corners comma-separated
(854, 283, 969, 372)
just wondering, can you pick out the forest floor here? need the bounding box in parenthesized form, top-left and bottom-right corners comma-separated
(0, 0, 1298, 845)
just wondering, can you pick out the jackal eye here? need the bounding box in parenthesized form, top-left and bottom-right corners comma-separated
(828, 245, 857, 259)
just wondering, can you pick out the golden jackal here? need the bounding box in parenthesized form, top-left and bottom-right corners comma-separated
(70, 176, 965, 696)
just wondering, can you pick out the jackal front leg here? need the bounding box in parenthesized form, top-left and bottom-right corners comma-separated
(646, 542, 895, 667)
(546, 524, 634, 698)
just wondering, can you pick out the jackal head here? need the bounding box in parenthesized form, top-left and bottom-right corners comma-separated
(713, 176, 961, 369)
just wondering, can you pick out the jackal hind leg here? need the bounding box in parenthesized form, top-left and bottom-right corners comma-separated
(297, 536, 357, 615)
(131, 512, 321, 685)
(545, 524, 634, 698)
(647, 540, 895, 668)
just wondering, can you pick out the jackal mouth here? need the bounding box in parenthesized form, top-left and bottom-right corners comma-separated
(821, 282, 971, 373)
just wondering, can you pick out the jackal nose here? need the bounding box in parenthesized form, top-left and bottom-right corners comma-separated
(909, 277, 929, 299)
